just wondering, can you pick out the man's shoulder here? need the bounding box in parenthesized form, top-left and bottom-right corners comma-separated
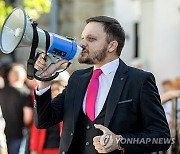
(119, 59, 153, 78)
(127, 65, 154, 81)
(128, 66, 150, 75)
(71, 67, 93, 76)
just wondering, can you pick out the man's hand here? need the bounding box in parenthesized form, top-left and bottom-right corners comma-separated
(34, 53, 69, 89)
(34, 53, 68, 78)
(93, 124, 124, 153)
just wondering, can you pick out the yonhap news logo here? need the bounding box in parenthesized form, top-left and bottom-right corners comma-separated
(116, 137, 175, 145)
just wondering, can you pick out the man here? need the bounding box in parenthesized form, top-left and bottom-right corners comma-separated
(0, 63, 33, 154)
(34, 16, 171, 154)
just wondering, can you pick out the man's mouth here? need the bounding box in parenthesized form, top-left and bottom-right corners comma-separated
(81, 49, 89, 54)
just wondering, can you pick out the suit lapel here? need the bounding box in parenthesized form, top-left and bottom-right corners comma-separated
(72, 60, 129, 128)
(73, 68, 93, 128)
(104, 59, 128, 127)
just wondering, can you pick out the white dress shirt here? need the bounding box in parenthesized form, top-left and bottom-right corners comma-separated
(83, 58, 119, 118)
(36, 58, 119, 118)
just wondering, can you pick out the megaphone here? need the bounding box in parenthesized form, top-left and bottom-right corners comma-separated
(0, 7, 82, 81)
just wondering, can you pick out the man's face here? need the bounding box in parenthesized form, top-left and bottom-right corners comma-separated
(78, 22, 109, 64)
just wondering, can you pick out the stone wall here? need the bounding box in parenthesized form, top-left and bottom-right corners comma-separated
(59, 0, 114, 39)
(58, 0, 114, 72)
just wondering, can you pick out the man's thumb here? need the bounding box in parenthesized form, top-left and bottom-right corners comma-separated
(94, 124, 110, 134)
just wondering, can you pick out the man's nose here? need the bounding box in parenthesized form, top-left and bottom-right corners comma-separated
(79, 39, 87, 48)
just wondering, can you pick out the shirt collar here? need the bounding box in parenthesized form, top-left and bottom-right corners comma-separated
(94, 58, 119, 75)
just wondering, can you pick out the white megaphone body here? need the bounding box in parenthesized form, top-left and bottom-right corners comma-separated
(0, 7, 82, 81)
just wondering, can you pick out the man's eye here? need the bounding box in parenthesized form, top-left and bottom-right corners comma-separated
(89, 37, 95, 41)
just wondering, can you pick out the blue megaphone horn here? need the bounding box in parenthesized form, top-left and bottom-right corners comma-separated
(0, 7, 82, 81)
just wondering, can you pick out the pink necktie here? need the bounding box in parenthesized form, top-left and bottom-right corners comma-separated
(86, 69, 103, 121)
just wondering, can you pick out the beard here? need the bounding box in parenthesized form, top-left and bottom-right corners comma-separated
(78, 45, 108, 64)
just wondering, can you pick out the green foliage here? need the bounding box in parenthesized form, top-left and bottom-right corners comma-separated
(0, 0, 51, 28)
(24, 0, 51, 19)
(0, 0, 13, 29)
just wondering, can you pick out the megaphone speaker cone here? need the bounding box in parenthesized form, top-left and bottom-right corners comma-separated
(0, 8, 26, 54)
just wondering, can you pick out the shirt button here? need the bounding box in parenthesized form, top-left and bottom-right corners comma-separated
(86, 125, 90, 129)
(86, 142, 89, 146)
(70, 132, 73, 136)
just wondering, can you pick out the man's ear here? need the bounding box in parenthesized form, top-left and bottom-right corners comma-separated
(108, 40, 118, 53)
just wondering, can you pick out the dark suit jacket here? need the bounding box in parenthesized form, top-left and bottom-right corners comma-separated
(34, 59, 171, 154)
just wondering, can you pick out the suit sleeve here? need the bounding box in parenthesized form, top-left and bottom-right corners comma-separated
(33, 71, 77, 129)
(34, 87, 66, 129)
(121, 73, 171, 153)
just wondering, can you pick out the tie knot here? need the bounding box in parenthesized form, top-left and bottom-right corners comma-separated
(92, 69, 102, 79)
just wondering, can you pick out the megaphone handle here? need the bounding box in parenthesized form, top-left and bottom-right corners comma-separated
(34, 61, 71, 82)
(34, 71, 59, 81)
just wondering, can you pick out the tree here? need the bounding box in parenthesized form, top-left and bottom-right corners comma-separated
(0, 0, 13, 28)
(0, 0, 51, 28)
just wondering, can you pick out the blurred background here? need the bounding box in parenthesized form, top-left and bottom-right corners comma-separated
(0, 0, 179, 92)
(0, 0, 180, 154)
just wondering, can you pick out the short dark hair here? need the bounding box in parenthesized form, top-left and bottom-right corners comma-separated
(86, 16, 125, 56)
